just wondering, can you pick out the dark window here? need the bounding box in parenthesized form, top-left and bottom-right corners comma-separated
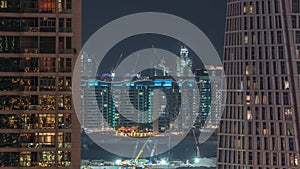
(66, 37, 71, 49)
(297, 61, 300, 74)
(275, 0, 280, 13)
(273, 62, 277, 75)
(266, 62, 270, 74)
(296, 31, 300, 43)
(267, 1, 271, 13)
(261, 1, 265, 14)
(262, 16, 266, 29)
(281, 62, 286, 74)
(292, 15, 297, 28)
(289, 138, 295, 151)
(292, 0, 300, 13)
(277, 31, 282, 44)
(66, 0, 72, 9)
(278, 46, 284, 59)
(271, 31, 274, 44)
(283, 92, 289, 105)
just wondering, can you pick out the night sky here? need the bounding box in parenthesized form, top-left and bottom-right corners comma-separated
(82, 0, 227, 73)
(81, 1, 227, 160)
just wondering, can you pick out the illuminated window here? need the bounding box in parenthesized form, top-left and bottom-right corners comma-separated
(243, 4, 247, 14)
(0, 0, 7, 9)
(252, 34, 256, 44)
(58, 132, 72, 148)
(262, 95, 267, 105)
(263, 129, 269, 135)
(284, 80, 289, 89)
(39, 58, 55, 72)
(234, 139, 241, 149)
(58, 0, 63, 12)
(39, 114, 55, 129)
(247, 109, 252, 120)
(39, 151, 55, 167)
(287, 123, 294, 136)
(247, 79, 251, 89)
(296, 46, 300, 58)
(58, 95, 72, 110)
(245, 65, 249, 75)
(38, 133, 56, 148)
(21, 114, 39, 129)
(244, 35, 249, 44)
(40, 0, 56, 13)
(58, 77, 72, 91)
(249, 5, 253, 14)
(20, 152, 31, 167)
(240, 81, 243, 90)
(254, 94, 259, 104)
(58, 114, 71, 129)
(253, 81, 257, 90)
(246, 95, 251, 105)
(58, 151, 71, 166)
(285, 108, 293, 120)
(237, 94, 241, 104)
(39, 95, 55, 110)
(20, 133, 35, 148)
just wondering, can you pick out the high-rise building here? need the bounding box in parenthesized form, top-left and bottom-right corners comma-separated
(177, 46, 193, 77)
(206, 65, 223, 130)
(0, 0, 81, 168)
(80, 47, 211, 134)
(81, 75, 184, 133)
(194, 69, 211, 128)
(218, 1, 300, 168)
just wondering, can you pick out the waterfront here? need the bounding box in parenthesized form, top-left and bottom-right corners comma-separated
(81, 131, 217, 168)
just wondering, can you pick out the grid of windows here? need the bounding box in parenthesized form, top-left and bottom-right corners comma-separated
(0, 0, 81, 168)
(218, 1, 300, 169)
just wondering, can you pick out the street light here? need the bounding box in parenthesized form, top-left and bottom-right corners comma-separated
(194, 158, 200, 163)
(115, 159, 122, 165)
(160, 159, 168, 166)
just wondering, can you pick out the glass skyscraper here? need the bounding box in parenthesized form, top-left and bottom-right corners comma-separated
(218, 0, 300, 168)
(0, 0, 81, 168)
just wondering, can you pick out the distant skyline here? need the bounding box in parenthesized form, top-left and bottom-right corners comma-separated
(82, 0, 227, 72)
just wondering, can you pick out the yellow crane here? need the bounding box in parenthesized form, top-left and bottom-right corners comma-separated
(133, 138, 151, 164)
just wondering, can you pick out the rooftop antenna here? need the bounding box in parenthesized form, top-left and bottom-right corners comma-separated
(132, 52, 140, 75)
(113, 53, 123, 71)
(111, 53, 123, 77)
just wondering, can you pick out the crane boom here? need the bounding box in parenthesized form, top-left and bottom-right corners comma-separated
(192, 127, 200, 158)
(134, 140, 148, 161)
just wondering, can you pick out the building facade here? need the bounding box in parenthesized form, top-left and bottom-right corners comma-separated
(80, 47, 214, 134)
(0, 0, 81, 168)
(81, 76, 184, 133)
(218, 0, 300, 168)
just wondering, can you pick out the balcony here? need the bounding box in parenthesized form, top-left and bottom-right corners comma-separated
(59, 27, 72, 33)
(59, 48, 73, 54)
(59, 9, 72, 14)
(19, 7, 39, 13)
(24, 48, 39, 54)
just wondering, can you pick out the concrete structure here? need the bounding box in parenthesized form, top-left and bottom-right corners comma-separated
(218, 1, 300, 168)
(0, 0, 81, 168)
